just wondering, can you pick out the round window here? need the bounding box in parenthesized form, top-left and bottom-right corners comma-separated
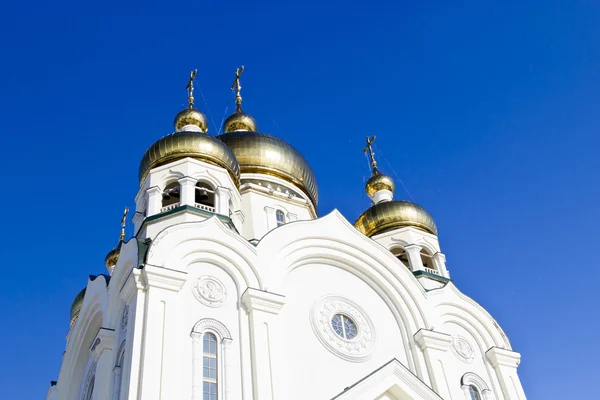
(331, 314, 358, 340)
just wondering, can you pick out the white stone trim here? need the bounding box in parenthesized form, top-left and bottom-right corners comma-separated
(461, 372, 494, 400)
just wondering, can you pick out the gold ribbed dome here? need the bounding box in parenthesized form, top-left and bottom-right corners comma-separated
(105, 242, 121, 271)
(366, 172, 395, 197)
(174, 108, 208, 132)
(70, 288, 86, 327)
(223, 107, 257, 133)
(218, 131, 318, 206)
(139, 131, 240, 185)
(354, 200, 437, 237)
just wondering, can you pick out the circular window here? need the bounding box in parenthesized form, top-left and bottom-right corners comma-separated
(331, 314, 358, 340)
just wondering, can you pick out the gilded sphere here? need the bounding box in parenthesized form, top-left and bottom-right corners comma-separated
(105, 242, 121, 271)
(218, 131, 318, 207)
(366, 172, 395, 197)
(139, 131, 240, 185)
(354, 200, 437, 237)
(223, 110, 258, 133)
(174, 108, 208, 133)
(70, 287, 86, 326)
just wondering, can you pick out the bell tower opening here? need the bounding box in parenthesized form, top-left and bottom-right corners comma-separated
(195, 182, 215, 212)
(162, 182, 181, 211)
(420, 249, 437, 273)
(391, 247, 410, 270)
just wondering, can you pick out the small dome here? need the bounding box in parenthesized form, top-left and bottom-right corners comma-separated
(174, 108, 208, 133)
(223, 108, 258, 133)
(139, 131, 240, 185)
(354, 200, 437, 237)
(366, 172, 395, 197)
(70, 288, 86, 327)
(218, 131, 318, 207)
(105, 242, 122, 271)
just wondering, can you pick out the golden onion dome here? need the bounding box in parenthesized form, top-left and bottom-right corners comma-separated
(366, 172, 395, 198)
(223, 107, 258, 133)
(354, 200, 437, 237)
(218, 131, 318, 207)
(174, 107, 208, 133)
(139, 131, 240, 185)
(70, 287, 86, 327)
(104, 242, 122, 271)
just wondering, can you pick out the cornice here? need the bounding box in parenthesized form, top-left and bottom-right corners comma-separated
(241, 288, 286, 314)
(413, 329, 452, 352)
(485, 347, 521, 368)
(142, 265, 187, 292)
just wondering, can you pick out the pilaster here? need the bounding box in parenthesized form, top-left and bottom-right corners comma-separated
(178, 176, 197, 207)
(486, 347, 526, 400)
(215, 186, 232, 216)
(241, 288, 286, 400)
(432, 252, 449, 277)
(405, 244, 424, 272)
(90, 328, 116, 400)
(138, 265, 187, 400)
(146, 186, 163, 217)
(414, 329, 452, 399)
(264, 206, 276, 231)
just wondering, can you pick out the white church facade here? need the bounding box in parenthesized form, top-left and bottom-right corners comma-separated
(47, 69, 527, 400)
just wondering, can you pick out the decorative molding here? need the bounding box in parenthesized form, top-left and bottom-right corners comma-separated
(80, 360, 97, 400)
(413, 329, 452, 352)
(241, 288, 286, 315)
(90, 328, 116, 359)
(192, 275, 227, 307)
(191, 318, 233, 340)
(485, 347, 521, 368)
(120, 305, 129, 331)
(310, 295, 376, 363)
(452, 335, 475, 363)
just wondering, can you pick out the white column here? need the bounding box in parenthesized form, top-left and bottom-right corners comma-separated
(90, 328, 116, 400)
(404, 244, 424, 272)
(146, 186, 163, 216)
(263, 206, 276, 231)
(191, 333, 203, 400)
(215, 187, 232, 216)
(120, 268, 146, 400)
(432, 252, 449, 277)
(112, 366, 122, 400)
(241, 288, 286, 400)
(222, 338, 233, 400)
(231, 210, 245, 233)
(137, 266, 187, 400)
(179, 177, 197, 207)
(486, 347, 526, 400)
(413, 329, 453, 399)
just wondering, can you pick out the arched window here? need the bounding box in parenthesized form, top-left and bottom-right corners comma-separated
(276, 210, 286, 227)
(191, 319, 232, 400)
(113, 341, 126, 400)
(468, 386, 481, 400)
(420, 249, 436, 273)
(203, 333, 218, 400)
(162, 182, 181, 210)
(391, 247, 410, 270)
(461, 372, 492, 400)
(195, 182, 215, 212)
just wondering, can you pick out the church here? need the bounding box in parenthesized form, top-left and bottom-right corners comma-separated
(46, 68, 527, 400)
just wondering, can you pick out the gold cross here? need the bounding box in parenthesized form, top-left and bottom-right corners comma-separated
(363, 136, 378, 172)
(186, 69, 198, 108)
(120, 207, 129, 242)
(231, 65, 245, 105)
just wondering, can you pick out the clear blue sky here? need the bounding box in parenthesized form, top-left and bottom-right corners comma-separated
(0, 0, 598, 398)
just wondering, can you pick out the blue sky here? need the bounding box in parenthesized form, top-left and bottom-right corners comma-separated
(0, 0, 598, 398)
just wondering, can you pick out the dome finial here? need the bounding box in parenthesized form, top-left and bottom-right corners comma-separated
(119, 207, 129, 241)
(231, 65, 245, 111)
(363, 136, 395, 203)
(186, 69, 198, 109)
(175, 69, 208, 132)
(105, 207, 129, 272)
(363, 136, 379, 174)
(223, 65, 258, 132)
